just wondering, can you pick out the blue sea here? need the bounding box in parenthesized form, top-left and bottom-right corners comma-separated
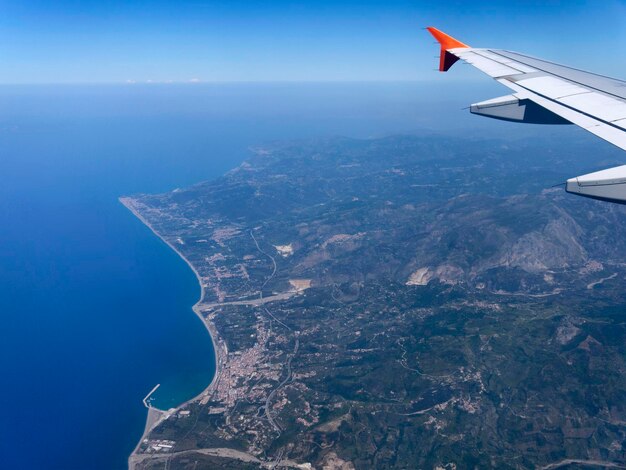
(0, 82, 505, 469)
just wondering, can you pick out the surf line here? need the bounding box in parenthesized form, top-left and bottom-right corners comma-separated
(142, 384, 161, 409)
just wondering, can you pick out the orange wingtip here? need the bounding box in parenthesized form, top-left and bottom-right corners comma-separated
(426, 27, 469, 50)
(426, 27, 470, 72)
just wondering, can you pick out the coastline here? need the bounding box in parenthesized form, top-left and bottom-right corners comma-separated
(119, 197, 224, 469)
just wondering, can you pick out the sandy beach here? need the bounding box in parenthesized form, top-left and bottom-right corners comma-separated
(119, 197, 225, 469)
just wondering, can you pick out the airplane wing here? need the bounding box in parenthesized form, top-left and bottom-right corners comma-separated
(427, 26, 626, 203)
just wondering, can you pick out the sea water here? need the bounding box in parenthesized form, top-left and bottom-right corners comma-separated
(0, 82, 501, 469)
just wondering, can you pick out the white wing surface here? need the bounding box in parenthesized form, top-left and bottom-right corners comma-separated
(427, 27, 626, 203)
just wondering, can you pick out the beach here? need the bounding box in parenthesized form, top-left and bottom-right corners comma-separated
(119, 197, 226, 468)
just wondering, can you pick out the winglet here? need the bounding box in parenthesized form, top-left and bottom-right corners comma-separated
(426, 27, 469, 72)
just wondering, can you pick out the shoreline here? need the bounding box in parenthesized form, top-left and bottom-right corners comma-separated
(119, 197, 224, 468)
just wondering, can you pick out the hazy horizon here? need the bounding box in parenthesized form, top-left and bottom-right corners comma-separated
(2, 0, 625, 84)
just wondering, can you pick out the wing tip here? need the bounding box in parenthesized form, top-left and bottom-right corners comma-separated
(426, 27, 469, 72)
(426, 27, 469, 50)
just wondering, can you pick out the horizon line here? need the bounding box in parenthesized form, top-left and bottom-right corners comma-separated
(0, 78, 485, 86)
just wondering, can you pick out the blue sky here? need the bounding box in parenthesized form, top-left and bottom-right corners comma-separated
(0, 0, 625, 83)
